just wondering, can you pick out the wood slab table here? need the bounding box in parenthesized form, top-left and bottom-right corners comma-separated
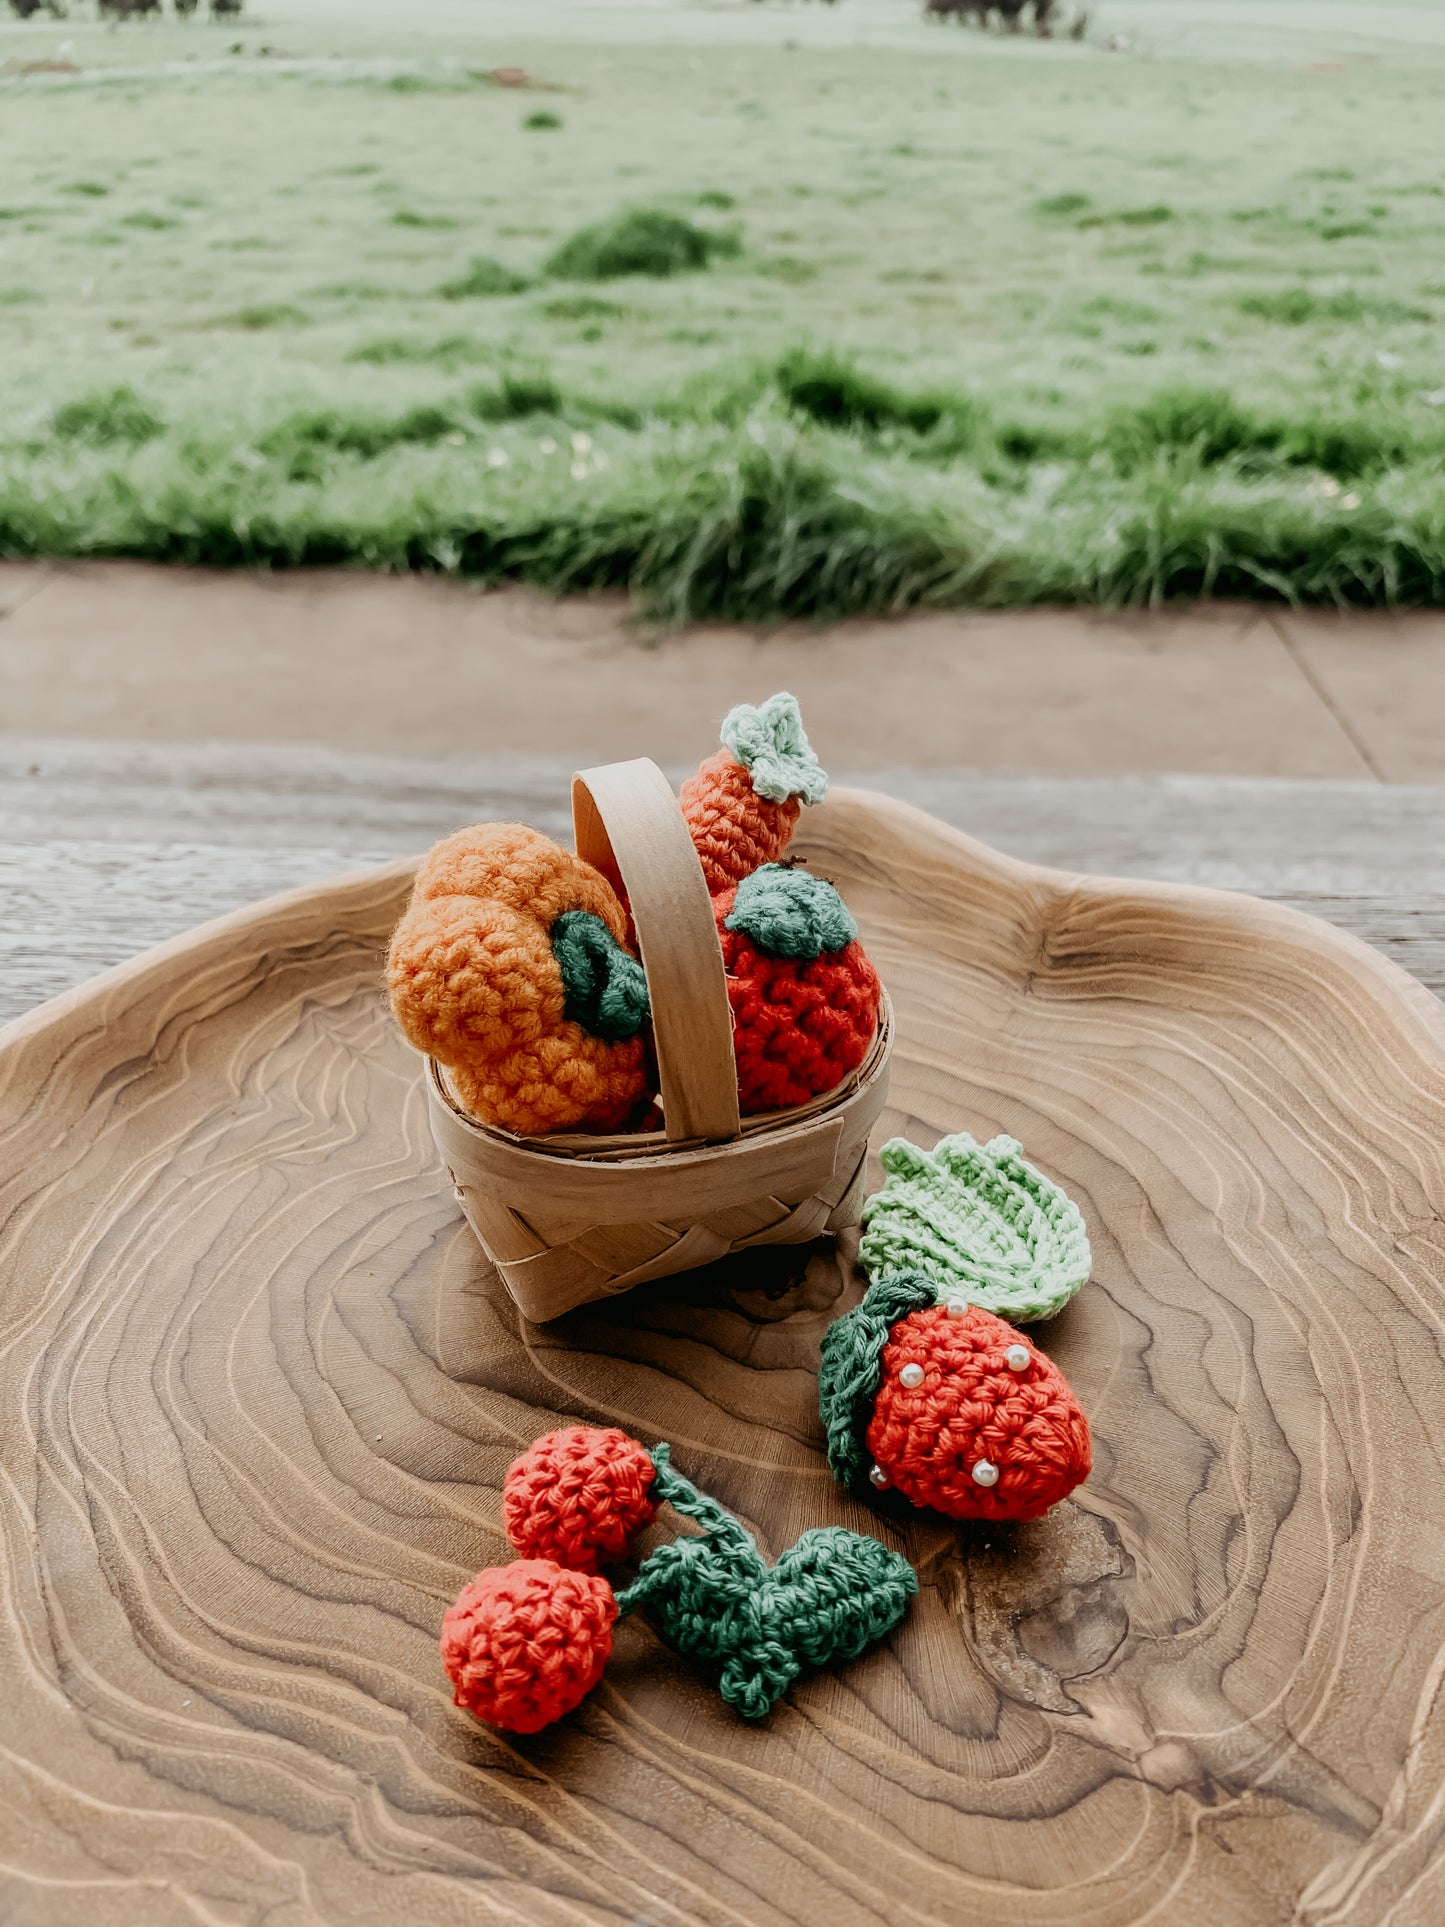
(3, 740, 1445, 1927)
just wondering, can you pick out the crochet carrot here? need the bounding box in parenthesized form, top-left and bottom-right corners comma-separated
(819, 1135, 1094, 1524)
(386, 823, 651, 1135)
(441, 1427, 917, 1732)
(680, 692, 829, 894)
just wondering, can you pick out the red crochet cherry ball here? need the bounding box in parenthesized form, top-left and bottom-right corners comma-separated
(440, 1558, 617, 1733)
(502, 1425, 658, 1574)
(714, 865, 880, 1115)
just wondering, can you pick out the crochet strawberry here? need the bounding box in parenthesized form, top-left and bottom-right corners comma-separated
(819, 1136, 1095, 1525)
(819, 1275, 1091, 1524)
(386, 823, 652, 1135)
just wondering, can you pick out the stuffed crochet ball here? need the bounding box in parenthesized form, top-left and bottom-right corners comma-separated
(503, 1426, 659, 1574)
(440, 1558, 617, 1732)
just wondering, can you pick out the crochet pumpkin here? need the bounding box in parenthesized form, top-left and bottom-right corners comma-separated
(386, 822, 652, 1135)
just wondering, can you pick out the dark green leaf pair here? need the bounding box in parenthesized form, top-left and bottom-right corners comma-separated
(551, 910, 650, 1042)
(616, 1447, 916, 1719)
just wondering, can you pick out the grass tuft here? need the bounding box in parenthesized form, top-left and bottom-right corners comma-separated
(52, 385, 164, 446)
(215, 303, 309, 331)
(1238, 286, 1430, 325)
(392, 210, 461, 230)
(467, 373, 564, 419)
(545, 206, 739, 281)
(439, 256, 531, 299)
(774, 348, 957, 437)
(1034, 192, 1092, 217)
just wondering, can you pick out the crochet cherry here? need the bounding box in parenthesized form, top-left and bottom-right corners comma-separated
(503, 1425, 658, 1574)
(444, 1435, 917, 1732)
(440, 1558, 617, 1733)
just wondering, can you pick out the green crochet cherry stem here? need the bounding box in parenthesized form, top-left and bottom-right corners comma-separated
(856, 1133, 1092, 1325)
(614, 1445, 917, 1720)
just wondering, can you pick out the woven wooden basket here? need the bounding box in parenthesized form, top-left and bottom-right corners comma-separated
(424, 756, 894, 1321)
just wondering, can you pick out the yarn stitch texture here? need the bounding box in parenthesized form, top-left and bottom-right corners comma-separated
(719, 692, 829, 807)
(386, 822, 649, 1136)
(818, 1272, 937, 1491)
(614, 1445, 917, 1720)
(551, 911, 651, 1044)
(715, 879, 880, 1114)
(857, 1133, 1092, 1323)
(440, 1558, 617, 1733)
(818, 1274, 1091, 1523)
(866, 1302, 1090, 1522)
(679, 694, 825, 896)
(724, 864, 859, 961)
(503, 1425, 659, 1574)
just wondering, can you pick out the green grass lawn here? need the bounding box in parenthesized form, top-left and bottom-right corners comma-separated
(2, 0, 1445, 615)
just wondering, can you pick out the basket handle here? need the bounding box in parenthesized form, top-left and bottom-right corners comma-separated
(572, 759, 742, 1145)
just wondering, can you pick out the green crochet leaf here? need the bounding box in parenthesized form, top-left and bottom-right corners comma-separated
(614, 1445, 916, 1720)
(817, 1273, 937, 1489)
(724, 864, 857, 961)
(551, 910, 650, 1042)
(720, 692, 829, 806)
(857, 1134, 1092, 1324)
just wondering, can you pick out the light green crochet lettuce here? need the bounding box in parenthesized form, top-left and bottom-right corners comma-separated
(857, 1133, 1091, 1324)
(720, 692, 829, 806)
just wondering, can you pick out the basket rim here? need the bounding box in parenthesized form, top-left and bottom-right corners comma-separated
(428, 986, 893, 1168)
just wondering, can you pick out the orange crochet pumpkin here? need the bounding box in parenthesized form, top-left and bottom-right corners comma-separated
(386, 823, 652, 1136)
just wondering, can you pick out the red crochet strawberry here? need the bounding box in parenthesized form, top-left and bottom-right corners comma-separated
(819, 1274, 1091, 1524)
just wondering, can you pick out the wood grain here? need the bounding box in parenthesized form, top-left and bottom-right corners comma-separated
(4, 791, 1445, 1925)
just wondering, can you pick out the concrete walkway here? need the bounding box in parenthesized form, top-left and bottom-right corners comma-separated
(2, 560, 1441, 780)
